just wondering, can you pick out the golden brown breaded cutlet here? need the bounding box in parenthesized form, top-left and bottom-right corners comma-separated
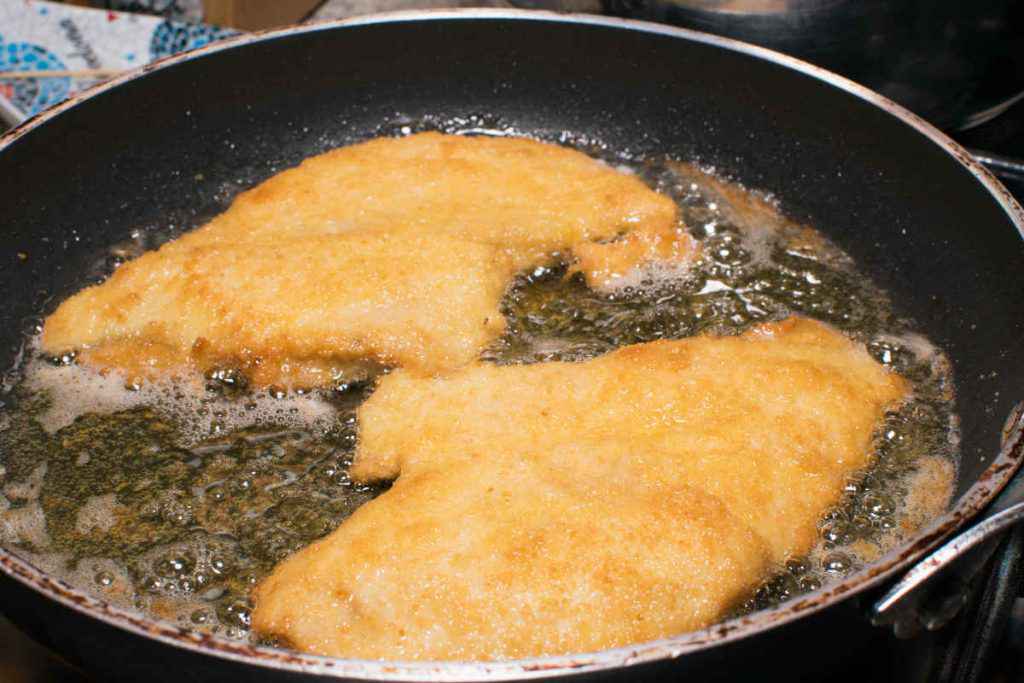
(253, 317, 907, 660)
(42, 133, 688, 386)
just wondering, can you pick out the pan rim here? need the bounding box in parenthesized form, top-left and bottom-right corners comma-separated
(1, 8, 1023, 681)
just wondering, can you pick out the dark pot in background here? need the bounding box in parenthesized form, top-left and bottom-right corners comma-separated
(602, 0, 1024, 131)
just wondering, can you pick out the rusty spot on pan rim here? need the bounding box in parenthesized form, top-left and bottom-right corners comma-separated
(1, 10, 1023, 681)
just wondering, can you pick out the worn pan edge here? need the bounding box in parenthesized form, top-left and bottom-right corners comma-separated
(0, 9, 1022, 681)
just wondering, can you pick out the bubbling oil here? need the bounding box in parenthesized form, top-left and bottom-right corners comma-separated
(0, 127, 957, 644)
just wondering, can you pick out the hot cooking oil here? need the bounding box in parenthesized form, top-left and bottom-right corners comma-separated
(0, 126, 958, 642)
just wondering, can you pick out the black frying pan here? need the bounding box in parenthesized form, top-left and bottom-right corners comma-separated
(0, 10, 1022, 682)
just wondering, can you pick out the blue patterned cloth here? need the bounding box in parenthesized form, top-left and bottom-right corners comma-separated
(0, 3, 239, 124)
(149, 20, 238, 60)
(0, 34, 72, 118)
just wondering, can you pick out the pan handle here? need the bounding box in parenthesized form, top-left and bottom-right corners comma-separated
(969, 149, 1024, 182)
(870, 402, 1024, 638)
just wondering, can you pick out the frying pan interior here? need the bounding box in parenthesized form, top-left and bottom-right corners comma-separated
(0, 12, 1022, 669)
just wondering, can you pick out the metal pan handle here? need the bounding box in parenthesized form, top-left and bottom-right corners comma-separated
(871, 402, 1024, 637)
(969, 149, 1024, 183)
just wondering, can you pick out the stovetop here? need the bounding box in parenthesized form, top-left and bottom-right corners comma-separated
(1, 20, 1022, 683)
(958, 100, 1024, 202)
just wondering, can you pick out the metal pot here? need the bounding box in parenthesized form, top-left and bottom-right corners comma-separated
(601, 0, 1024, 131)
(0, 10, 1022, 681)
